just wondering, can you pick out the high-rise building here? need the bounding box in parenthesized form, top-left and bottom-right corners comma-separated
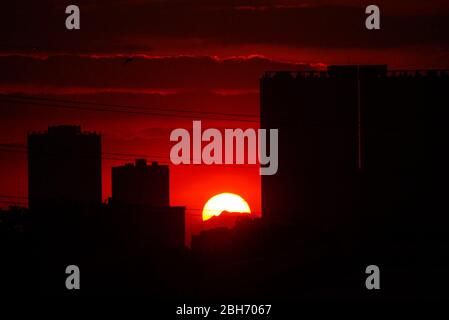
(260, 66, 449, 236)
(261, 66, 362, 229)
(28, 125, 102, 209)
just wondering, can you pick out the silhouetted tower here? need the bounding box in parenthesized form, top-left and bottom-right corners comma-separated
(28, 125, 102, 209)
(110, 160, 184, 250)
(260, 66, 373, 229)
(260, 65, 449, 240)
(112, 159, 169, 206)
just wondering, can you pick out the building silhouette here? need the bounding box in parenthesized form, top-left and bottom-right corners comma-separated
(260, 65, 449, 251)
(28, 125, 101, 209)
(260, 66, 364, 230)
(112, 159, 169, 206)
(110, 159, 185, 251)
(27, 125, 102, 293)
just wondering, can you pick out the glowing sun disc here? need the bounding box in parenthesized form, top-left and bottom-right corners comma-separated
(202, 193, 251, 221)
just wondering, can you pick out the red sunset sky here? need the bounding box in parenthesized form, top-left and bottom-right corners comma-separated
(1, 0, 449, 239)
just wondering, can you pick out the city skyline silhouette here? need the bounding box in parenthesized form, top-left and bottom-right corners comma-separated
(2, 0, 449, 301)
(1, 64, 448, 298)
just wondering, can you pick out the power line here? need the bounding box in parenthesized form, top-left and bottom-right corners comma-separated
(0, 146, 260, 169)
(0, 143, 262, 212)
(0, 95, 258, 123)
(1, 94, 258, 119)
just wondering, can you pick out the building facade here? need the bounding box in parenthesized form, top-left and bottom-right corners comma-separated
(110, 160, 185, 250)
(28, 125, 102, 209)
(260, 66, 449, 238)
(112, 159, 169, 207)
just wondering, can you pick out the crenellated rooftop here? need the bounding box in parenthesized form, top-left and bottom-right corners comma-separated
(263, 66, 449, 80)
(29, 125, 99, 136)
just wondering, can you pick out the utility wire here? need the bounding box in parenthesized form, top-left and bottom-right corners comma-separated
(0, 96, 258, 123)
(0, 146, 260, 169)
(1, 94, 258, 119)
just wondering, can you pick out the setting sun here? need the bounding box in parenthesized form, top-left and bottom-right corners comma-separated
(202, 193, 251, 221)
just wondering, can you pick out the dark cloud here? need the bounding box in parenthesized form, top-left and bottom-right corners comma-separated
(0, 55, 313, 90)
(1, 0, 448, 54)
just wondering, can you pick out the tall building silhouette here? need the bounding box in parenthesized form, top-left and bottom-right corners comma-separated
(28, 125, 102, 293)
(260, 66, 363, 229)
(110, 160, 185, 250)
(28, 125, 102, 209)
(260, 66, 449, 238)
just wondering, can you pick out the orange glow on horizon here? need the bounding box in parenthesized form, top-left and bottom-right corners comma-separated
(202, 192, 251, 221)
